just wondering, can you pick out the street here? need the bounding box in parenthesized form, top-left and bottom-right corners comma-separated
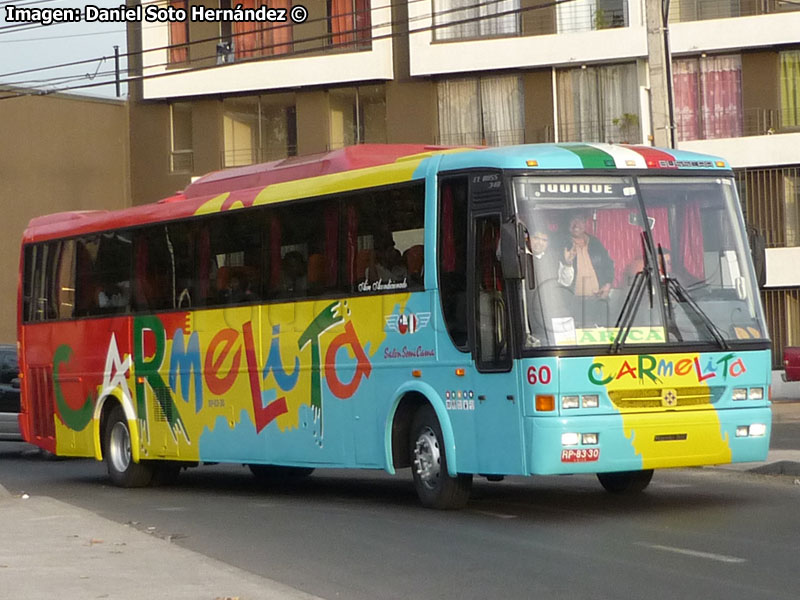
(1, 421, 799, 600)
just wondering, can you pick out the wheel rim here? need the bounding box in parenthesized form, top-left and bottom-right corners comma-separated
(109, 421, 131, 473)
(413, 426, 441, 490)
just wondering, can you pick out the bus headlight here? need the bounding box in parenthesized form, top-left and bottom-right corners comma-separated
(749, 423, 767, 437)
(561, 396, 580, 409)
(748, 388, 764, 400)
(732, 388, 747, 401)
(561, 433, 580, 446)
(582, 394, 599, 408)
(581, 433, 598, 445)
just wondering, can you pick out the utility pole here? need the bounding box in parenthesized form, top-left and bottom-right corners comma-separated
(114, 45, 121, 98)
(645, 0, 675, 148)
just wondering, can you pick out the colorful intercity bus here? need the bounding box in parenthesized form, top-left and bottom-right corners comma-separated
(18, 143, 772, 508)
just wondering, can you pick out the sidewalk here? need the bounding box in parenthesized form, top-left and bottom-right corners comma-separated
(0, 484, 323, 600)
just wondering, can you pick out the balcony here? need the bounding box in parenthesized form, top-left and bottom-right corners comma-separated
(669, 0, 800, 23)
(140, 0, 394, 99)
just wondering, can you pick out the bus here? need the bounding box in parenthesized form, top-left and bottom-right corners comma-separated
(18, 143, 772, 508)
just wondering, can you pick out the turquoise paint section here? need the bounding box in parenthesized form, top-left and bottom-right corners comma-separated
(521, 349, 771, 474)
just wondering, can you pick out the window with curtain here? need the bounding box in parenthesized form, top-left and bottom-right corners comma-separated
(223, 94, 297, 167)
(329, 0, 372, 48)
(672, 54, 743, 141)
(233, 0, 293, 59)
(437, 75, 524, 146)
(556, 63, 641, 143)
(781, 50, 800, 129)
(329, 85, 387, 149)
(433, 0, 520, 41)
(168, 0, 189, 64)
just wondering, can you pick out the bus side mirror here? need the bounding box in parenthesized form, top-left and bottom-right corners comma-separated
(500, 221, 523, 280)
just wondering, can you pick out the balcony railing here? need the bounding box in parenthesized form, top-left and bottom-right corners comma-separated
(668, 0, 800, 23)
(432, 1, 629, 41)
(557, 116, 643, 144)
(676, 108, 800, 141)
(435, 128, 526, 146)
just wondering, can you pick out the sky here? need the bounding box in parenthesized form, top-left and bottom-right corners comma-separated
(0, 0, 130, 99)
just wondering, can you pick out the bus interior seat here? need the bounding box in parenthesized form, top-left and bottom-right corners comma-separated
(404, 244, 424, 282)
(307, 253, 325, 294)
(356, 249, 375, 282)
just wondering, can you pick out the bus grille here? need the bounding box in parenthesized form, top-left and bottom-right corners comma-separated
(609, 386, 723, 409)
(28, 366, 56, 439)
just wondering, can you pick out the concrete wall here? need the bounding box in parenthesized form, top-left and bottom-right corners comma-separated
(0, 92, 130, 344)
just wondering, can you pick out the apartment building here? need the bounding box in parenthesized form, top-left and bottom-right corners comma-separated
(128, 0, 800, 366)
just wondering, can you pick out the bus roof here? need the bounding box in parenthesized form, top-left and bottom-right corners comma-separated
(23, 143, 730, 244)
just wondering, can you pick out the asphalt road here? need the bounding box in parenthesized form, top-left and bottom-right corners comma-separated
(1, 434, 799, 600)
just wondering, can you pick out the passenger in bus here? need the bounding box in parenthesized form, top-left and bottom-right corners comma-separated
(278, 251, 307, 297)
(370, 229, 407, 282)
(623, 248, 672, 287)
(98, 280, 129, 310)
(525, 227, 573, 344)
(561, 213, 615, 327)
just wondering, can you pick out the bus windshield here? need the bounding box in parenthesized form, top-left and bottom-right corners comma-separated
(513, 175, 767, 350)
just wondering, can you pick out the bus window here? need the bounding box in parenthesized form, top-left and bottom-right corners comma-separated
(474, 215, 511, 371)
(205, 211, 264, 306)
(133, 223, 196, 311)
(75, 232, 132, 317)
(438, 177, 468, 349)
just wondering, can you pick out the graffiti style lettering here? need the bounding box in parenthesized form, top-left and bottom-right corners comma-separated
(325, 321, 372, 398)
(243, 321, 288, 433)
(203, 328, 241, 395)
(675, 358, 692, 376)
(298, 303, 343, 419)
(134, 316, 187, 442)
(657, 359, 674, 378)
(588, 353, 748, 386)
(52, 344, 93, 431)
(588, 362, 613, 385)
(169, 329, 203, 413)
(693, 357, 716, 382)
(262, 325, 300, 391)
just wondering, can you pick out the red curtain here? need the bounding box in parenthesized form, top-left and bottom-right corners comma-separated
(234, 0, 293, 58)
(346, 204, 359, 285)
(168, 0, 189, 63)
(325, 205, 339, 287)
(679, 204, 705, 280)
(331, 0, 371, 47)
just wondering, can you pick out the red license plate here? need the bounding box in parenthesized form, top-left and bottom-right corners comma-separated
(561, 448, 600, 463)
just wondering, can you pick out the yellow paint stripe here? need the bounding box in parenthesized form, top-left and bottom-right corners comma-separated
(195, 192, 232, 215)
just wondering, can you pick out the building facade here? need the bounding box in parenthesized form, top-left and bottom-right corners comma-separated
(128, 0, 800, 367)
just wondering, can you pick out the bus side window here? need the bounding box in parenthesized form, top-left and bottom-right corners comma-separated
(438, 177, 469, 350)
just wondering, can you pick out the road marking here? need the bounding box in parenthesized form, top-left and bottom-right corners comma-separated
(637, 543, 746, 563)
(154, 506, 187, 512)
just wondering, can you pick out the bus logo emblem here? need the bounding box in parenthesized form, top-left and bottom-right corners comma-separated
(385, 312, 430, 335)
(661, 388, 678, 408)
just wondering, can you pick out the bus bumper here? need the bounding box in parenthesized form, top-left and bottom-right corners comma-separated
(525, 406, 772, 475)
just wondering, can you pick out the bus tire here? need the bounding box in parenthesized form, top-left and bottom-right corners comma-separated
(597, 469, 654, 494)
(103, 405, 153, 487)
(409, 405, 472, 509)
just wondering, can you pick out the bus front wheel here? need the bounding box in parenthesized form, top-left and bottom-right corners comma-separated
(597, 469, 654, 494)
(409, 406, 472, 509)
(103, 405, 153, 487)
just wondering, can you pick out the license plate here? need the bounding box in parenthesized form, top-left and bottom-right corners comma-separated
(561, 448, 600, 463)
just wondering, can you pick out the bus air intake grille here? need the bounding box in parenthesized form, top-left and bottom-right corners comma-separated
(29, 366, 56, 439)
(609, 386, 723, 409)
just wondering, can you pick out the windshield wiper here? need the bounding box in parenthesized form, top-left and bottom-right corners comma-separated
(663, 274, 730, 350)
(611, 234, 655, 354)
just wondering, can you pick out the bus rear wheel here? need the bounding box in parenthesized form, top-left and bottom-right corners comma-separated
(597, 469, 654, 494)
(104, 405, 153, 487)
(410, 406, 472, 509)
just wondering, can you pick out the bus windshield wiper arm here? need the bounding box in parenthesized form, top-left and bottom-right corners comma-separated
(664, 276, 730, 350)
(611, 265, 652, 354)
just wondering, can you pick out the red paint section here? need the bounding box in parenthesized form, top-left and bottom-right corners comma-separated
(623, 146, 677, 168)
(242, 321, 288, 433)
